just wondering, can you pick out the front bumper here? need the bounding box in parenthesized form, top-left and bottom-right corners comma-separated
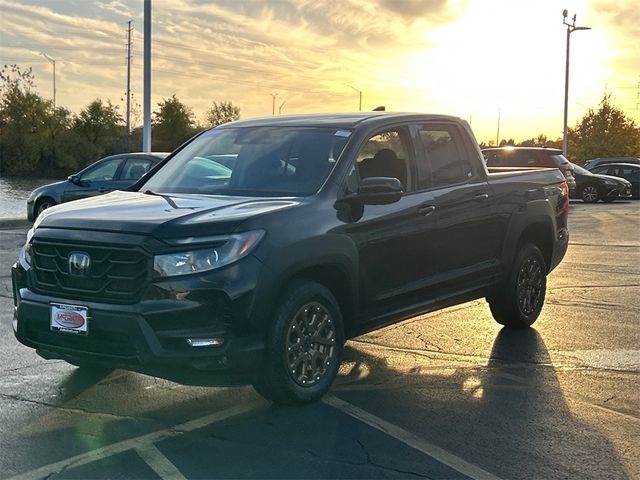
(603, 184, 632, 200)
(11, 259, 266, 386)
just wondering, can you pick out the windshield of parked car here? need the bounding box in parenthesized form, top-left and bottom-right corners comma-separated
(142, 127, 350, 197)
(571, 163, 591, 175)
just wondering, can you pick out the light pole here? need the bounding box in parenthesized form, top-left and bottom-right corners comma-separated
(278, 100, 287, 115)
(562, 9, 591, 157)
(270, 93, 278, 115)
(40, 52, 56, 110)
(347, 85, 362, 111)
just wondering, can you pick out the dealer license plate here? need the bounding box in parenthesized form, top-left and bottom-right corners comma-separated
(50, 303, 89, 335)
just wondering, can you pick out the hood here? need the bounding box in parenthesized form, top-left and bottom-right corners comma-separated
(589, 173, 632, 185)
(35, 190, 301, 238)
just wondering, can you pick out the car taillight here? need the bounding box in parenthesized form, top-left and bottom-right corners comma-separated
(561, 181, 569, 218)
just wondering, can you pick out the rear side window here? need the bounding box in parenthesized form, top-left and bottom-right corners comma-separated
(418, 125, 472, 188)
(120, 158, 154, 181)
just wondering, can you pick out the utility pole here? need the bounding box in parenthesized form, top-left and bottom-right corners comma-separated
(40, 53, 56, 110)
(270, 93, 278, 115)
(125, 20, 133, 134)
(496, 108, 501, 145)
(562, 10, 591, 157)
(347, 85, 362, 111)
(143, 0, 151, 152)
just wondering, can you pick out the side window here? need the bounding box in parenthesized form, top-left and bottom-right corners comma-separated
(81, 159, 122, 182)
(418, 125, 472, 188)
(355, 129, 412, 191)
(120, 158, 153, 181)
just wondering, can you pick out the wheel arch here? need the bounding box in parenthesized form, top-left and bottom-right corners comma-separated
(516, 221, 553, 273)
(279, 264, 356, 335)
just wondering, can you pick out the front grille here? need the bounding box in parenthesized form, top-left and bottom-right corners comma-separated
(31, 240, 150, 303)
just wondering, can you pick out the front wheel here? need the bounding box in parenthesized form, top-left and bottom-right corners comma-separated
(487, 243, 547, 328)
(252, 281, 344, 404)
(36, 197, 56, 217)
(581, 185, 600, 203)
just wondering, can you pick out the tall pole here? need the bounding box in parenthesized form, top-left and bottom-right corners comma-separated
(126, 20, 132, 134)
(143, 0, 152, 152)
(347, 85, 362, 111)
(496, 108, 501, 145)
(270, 93, 277, 115)
(40, 53, 56, 110)
(562, 10, 591, 157)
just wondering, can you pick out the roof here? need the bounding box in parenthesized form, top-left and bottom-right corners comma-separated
(590, 162, 640, 168)
(481, 146, 562, 152)
(216, 112, 462, 129)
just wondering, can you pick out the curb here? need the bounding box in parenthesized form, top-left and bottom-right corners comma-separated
(0, 217, 32, 229)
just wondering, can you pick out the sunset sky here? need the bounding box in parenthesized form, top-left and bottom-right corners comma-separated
(1, 0, 638, 144)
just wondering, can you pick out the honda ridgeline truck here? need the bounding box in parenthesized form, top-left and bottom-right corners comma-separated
(12, 113, 569, 404)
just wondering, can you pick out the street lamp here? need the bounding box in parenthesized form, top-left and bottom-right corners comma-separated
(40, 52, 56, 110)
(562, 10, 591, 157)
(347, 85, 362, 112)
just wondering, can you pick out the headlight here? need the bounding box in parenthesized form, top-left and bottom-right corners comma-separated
(153, 230, 265, 277)
(21, 228, 35, 266)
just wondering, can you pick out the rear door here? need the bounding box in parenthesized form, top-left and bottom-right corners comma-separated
(416, 122, 501, 291)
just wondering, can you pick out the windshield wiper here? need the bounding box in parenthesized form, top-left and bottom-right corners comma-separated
(143, 189, 178, 209)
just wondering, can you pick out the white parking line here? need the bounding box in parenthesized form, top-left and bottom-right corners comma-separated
(5, 401, 260, 480)
(136, 444, 188, 480)
(323, 395, 504, 480)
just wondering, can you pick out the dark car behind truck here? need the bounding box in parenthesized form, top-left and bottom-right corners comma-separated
(12, 113, 569, 404)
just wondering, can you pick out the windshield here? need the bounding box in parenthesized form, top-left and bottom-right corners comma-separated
(142, 127, 350, 197)
(571, 163, 591, 175)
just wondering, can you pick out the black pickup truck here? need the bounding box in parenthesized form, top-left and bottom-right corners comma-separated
(12, 113, 569, 404)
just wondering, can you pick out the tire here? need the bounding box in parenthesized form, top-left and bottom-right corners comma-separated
(581, 185, 600, 203)
(36, 197, 56, 216)
(252, 281, 344, 404)
(487, 243, 547, 328)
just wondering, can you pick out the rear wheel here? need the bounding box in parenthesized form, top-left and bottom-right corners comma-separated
(252, 281, 344, 404)
(487, 243, 547, 328)
(581, 185, 599, 203)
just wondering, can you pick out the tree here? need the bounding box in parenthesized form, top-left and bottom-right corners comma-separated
(205, 100, 240, 127)
(72, 99, 125, 168)
(0, 64, 51, 175)
(568, 95, 640, 164)
(152, 95, 198, 151)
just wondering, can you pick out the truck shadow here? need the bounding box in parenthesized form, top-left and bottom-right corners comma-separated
(336, 327, 632, 479)
(6, 329, 632, 480)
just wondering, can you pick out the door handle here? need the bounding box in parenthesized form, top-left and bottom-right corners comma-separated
(473, 193, 489, 201)
(417, 205, 436, 216)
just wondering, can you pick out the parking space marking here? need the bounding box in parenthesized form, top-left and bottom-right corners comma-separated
(324, 395, 503, 480)
(5, 401, 260, 480)
(136, 444, 187, 480)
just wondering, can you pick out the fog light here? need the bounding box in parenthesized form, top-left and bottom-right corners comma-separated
(185, 338, 225, 347)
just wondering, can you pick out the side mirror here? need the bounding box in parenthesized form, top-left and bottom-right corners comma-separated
(68, 174, 79, 184)
(357, 177, 403, 205)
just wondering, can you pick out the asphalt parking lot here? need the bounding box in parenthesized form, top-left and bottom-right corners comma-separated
(0, 200, 638, 480)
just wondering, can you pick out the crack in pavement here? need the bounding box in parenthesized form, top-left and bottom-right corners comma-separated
(355, 438, 434, 478)
(0, 392, 167, 426)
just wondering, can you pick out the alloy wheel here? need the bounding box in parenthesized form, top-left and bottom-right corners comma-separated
(516, 256, 544, 316)
(285, 301, 336, 387)
(582, 185, 599, 203)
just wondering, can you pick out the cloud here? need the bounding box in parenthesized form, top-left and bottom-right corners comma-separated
(96, 1, 134, 18)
